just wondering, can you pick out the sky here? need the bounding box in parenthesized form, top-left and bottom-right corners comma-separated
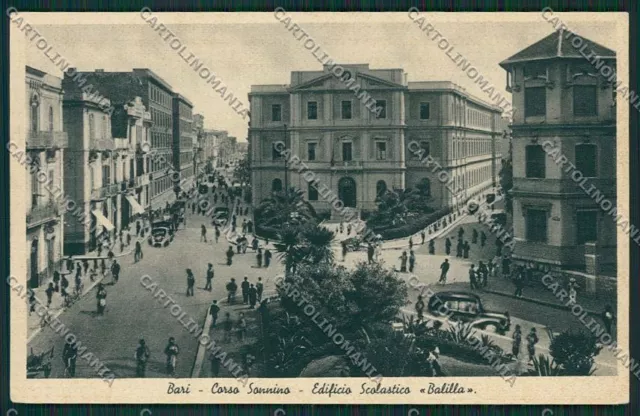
(23, 13, 620, 141)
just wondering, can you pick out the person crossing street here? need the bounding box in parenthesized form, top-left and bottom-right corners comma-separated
(204, 264, 214, 291)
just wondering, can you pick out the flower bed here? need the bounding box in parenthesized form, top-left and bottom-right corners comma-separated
(371, 207, 453, 240)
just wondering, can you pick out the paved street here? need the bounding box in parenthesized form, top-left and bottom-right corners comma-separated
(27, 188, 283, 379)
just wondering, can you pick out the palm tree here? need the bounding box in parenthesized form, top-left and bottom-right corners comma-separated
(300, 224, 335, 264)
(274, 226, 304, 276)
(255, 187, 316, 228)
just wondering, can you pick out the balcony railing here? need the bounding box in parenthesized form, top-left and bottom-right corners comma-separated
(330, 160, 364, 170)
(91, 183, 121, 200)
(27, 202, 59, 227)
(27, 130, 68, 149)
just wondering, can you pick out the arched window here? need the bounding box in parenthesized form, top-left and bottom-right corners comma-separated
(89, 114, 95, 140)
(48, 107, 54, 131)
(272, 178, 283, 192)
(376, 180, 387, 197)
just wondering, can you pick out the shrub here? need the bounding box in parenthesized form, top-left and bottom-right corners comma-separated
(549, 330, 602, 375)
(370, 206, 452, 240)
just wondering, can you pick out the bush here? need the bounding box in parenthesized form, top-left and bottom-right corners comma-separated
(371, 206, 452, 240)
(549, 331, 602, 375)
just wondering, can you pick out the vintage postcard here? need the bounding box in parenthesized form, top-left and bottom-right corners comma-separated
(9, 10, 630, 404)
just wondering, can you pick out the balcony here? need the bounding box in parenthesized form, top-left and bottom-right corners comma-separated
(27, 202, 59, 228)
(27, 130, 68, 150)
(330, 160, 364, 171)
(512, 178, 616, 197)
(91, 183, 121, 200)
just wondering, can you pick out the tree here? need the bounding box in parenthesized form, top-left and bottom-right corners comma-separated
(549, 330, 601, 375)
(254, 188, 316, 228)
(299, 223, 335, 265)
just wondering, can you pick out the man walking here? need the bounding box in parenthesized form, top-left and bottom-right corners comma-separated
(241, 276, 250, 304)
(201, 224, 207, 242)
(439, 259, 450, 284)
(186, 269, 195, 297)
(367, 243, 375, 264)
(209, 300, 220, 329)
(226, 278, 238, 304)
(469, 264, 477, 290)
(264, 249, 272, 268)
(215, 227, 221, 243)
(204, 263, 214, 291)
(111, 260, 121, 284)
(135, 339, 151, 378)
(226, 245, 235, 266)
(421, 231, 426, 245)
(62, 338, 78, 377)
(445, 238, 451, 256)
(408, 250, 416, 273)
(415, 294, 425, 322)
(256, 277, 264, 302)
(134, 240, 143, 263)
(248, 284, 258, 309)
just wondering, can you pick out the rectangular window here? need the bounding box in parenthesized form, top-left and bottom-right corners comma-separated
(525, 87, 546, 117)
(376, 100, 387, 119)
(341, 101, 352, 119)
(575, 144, 597, 177)
(272, 104, 281, 122)
(308, 183, 318, 201)
(576, 210, 598, 244)
(102, 166, 110, 187)
(525, 145, 546, 178)
(420, 102, 430, 119)
(342, 142, 353, 161)
(524, 63, 547, 79)
(526, 209, 548, 242)
(307, 143, 317, 161)
(573, 86, 597, 116)
(376, 141, 387, 160)
(307, 101, 318, 120)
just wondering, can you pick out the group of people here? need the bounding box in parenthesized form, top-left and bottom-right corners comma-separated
(224, 276, 264, 309)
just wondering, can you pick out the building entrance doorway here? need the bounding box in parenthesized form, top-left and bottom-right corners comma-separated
(338, 177, 357, 208)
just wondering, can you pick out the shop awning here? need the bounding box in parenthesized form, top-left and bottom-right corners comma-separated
(125, 194, 146, 215)
(91, 209, 115, 232)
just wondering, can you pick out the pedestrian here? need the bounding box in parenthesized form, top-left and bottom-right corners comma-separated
(120, 237, 125, 253)
(96, 283, 107, 315)
(463, 241, 470, 259)
(61, 274, 69, 298)
(242, 219, 247, 234)
(226, 278, 238, 304)
(526, 328, 539, 362)
(209, 300, 220, 329)
(215, 227, 221, 243)
(487, 259, 495, 279)
(241, 276, 250, 304)
(226, 245, 235, 266)
(341, 241, 348, 262)
(429, 239, 435, 255)
(223, 312, 233, 342)
(74, 269, 82, 294)
(53, 270, 60, 292)
(602, 305, 616, 336)
(415, 294, 425, 321)
(108, 249, 115, 262)
(439, 259, 450, 284)
(186, 269, 195, 296)
(472, 229, 478, 244)
(458, 227, 464, 239)
(347, 224, 352, 235)
(201, 224, 207, 242)
(29, 291, 36, 315)
(111, 260, 121, 284)
(409, 250, 416, 273)
(134, 240, 143, 263)
(136, 220, 141, 236)
(135, 339, 151, 378)
(469, 265, 477, 290)
(367, 243, 375, 264)
(399, 251, 408, 273)
(409, 236, 414, 250)
(62, 338, 78, 377)
(264, 249, 272, 268)
(511, 325, 522, 359)
(251, 237, 259, 252)
(205, 263, 214, 291)
(247, 220, 253, 234)
(83, 260, 89, 275)
(513, 271, 524, 298)
(478, 261, 489, 287)
(456, 239, 463, 258)
(127, 231, 132, 247)
(256, 248, 263, 268)
(45, 282, 54, 307)
(480, 231, 487, 247)
(164, 337, 179, 376)
(256, 277, 264, 302)
(100, 259, 106, 276)
(248, 284, 257, 309)
(237, 312, 247, 341)
(339, 222, 344, 234)
(421, 231, 426, 245)
(502, 256, 511, 278)
(445, 238, 451, 256)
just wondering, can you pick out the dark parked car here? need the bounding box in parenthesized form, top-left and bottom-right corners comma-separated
(427, 291, 510, 334)
(148, 227, 174, 247)
(213, 207, 229, 219)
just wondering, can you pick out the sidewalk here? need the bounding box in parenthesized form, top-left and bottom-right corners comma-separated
(481, 277, 606, 316)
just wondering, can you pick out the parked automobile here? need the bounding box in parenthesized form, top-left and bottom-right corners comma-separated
(148, 227, 174, 247)
(427, 291, 510, 334)
(213, 207, 230, 220)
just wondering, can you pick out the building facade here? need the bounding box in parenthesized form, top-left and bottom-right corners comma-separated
(26, 66, 68, 288)
(65, 69, 177, 211)
(249, 64, 503, 216)
(172, 94, 195, 194)
(202, 129, 227, 166)
(192, 113, 205, 179)
(500, 31, 616, 276)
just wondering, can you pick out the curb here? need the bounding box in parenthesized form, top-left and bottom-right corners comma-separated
(481, 288, 600, 316)
(190, 303, 215, 378)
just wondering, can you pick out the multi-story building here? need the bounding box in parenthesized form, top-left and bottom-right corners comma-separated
(219, 135, 237, 167)
(192, 113, 205, 178)
(26, 66, 68, 288)
(249, 64, 503, 216)
(499, 31, 616, 281)
(172, 94, 195, 194)
(202, 129, 227, 166)
(64, 68, 176, 211)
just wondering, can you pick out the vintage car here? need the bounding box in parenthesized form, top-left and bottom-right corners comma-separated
(427, 291, 511, 334)
(148, 226, 174, 247)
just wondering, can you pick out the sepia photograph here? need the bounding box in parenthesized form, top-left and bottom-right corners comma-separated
(8, 10, 630, 404)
